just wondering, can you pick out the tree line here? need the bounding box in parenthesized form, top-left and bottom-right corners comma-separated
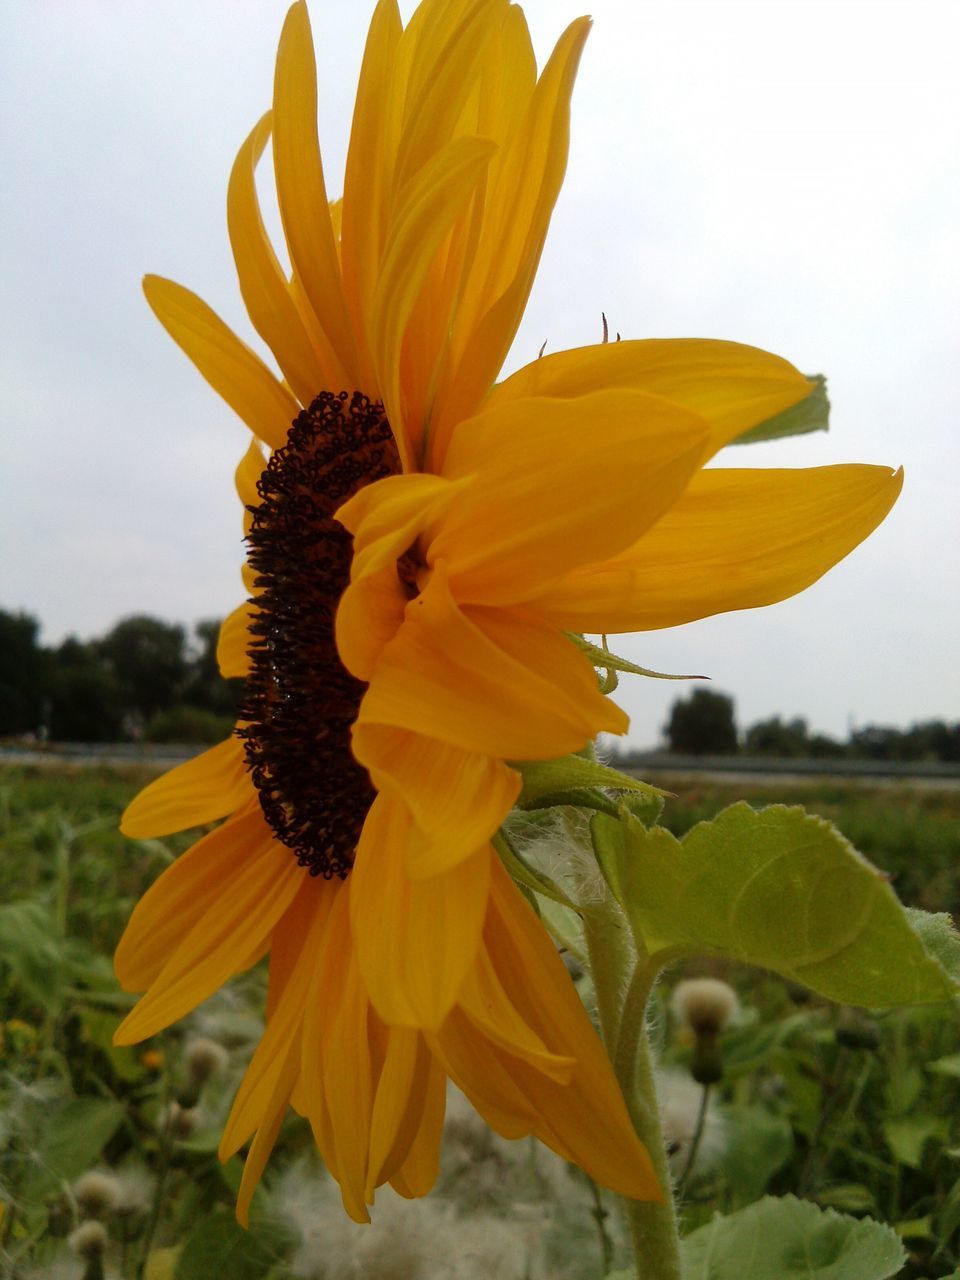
(2, 612, 957, 759)
(0, 610, 239, 744)
(632, 688, 960, 763)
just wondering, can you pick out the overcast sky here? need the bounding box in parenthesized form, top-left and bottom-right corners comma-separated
(2, 0, 958, 746)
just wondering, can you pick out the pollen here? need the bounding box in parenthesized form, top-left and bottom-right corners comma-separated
(239, 391, 401, 878)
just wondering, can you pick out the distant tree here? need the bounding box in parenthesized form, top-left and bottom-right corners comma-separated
(807, 733, 846, 759)
(665, 688, 738, 755)
(47, 637, 125, 741)
(96, 615, 188, 720)
(848, 725, 906, 761)
(849, 719, 960, 763)
(901, 720, 960, 763)
(182, 618, 241, 716)
(744, 716, 810, 757)
(0, 610, 47, 736)
(144, 704, 235, 744)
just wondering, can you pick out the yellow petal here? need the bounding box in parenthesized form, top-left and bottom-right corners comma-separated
(392, 0, 503, 191)
(351, 725, 520, 878)
(455, 944, 575, 1082)
(217, 603, 253, 679)
(433, 389, 708, 604)
(227, 113, 346, 402)
(115, 802, 264, 993)
(220, 880, 336, 1160)
(357, 562, 626, 759)
(142, 276, 298, 450)
(371, 134, 496, 464)
(482, 859, 661, 1199)
(350, 796, 490, 1029)
(535, 464, 904, 633)
(341, 0, 403, 395)
(115, 836, 303, 1044)
(120, 736, 251, 838)
(365, 1027, 434, 1196)
(334, 471, 468, 680)
(235, 438, 265, 543)
(273, 2, 358, 382)
(235, 1056, 295, 1228)
(489, 337, 814, 457)
(428, 17, 591, 465)
(429, 1010, 542, 1138)
(386, 1053, 447, 1200)
(314, 890, 375, 1223)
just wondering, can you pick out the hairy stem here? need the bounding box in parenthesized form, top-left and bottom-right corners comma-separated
(584, 900, 682, 1280)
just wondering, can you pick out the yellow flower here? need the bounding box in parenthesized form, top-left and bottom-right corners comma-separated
(114, 0, 901, 1226)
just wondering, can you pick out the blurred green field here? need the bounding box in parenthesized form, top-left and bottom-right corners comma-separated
(1, 764, 959, 1279)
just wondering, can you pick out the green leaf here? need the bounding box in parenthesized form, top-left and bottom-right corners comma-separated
(594, 804, 960, 1006)
(731, 374, 830, 445)
(492, 831, 576, 911)
(27, 1097, 124, 1195)
(816, 1186, 877, 1215)
(512, 754, 666, 810)
(893, 1216, 934, 1240)
(884, 1116, 949, 1169)
(681, 1196, 904, 1280)
(0, 899, 64, 1005)
(174, 1212, 287, 1280)
(720, 1106, 793, 1202)
(905, 908, 960, 984)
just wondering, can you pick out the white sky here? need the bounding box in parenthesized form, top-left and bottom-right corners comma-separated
(2, 0, 958, 745)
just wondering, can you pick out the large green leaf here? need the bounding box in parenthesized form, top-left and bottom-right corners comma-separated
(731, 374, 829, 445)
(27, 1097, 125, 1195)
(0, 899, 64, 1005)
(592, 804, 959, 1006)
(720, 1106, 793, 1202)
(174, 1212, 292, 1280)
(681, 1196, 904, 1280)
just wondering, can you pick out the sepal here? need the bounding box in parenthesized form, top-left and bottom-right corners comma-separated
(731, 373, 830, 445)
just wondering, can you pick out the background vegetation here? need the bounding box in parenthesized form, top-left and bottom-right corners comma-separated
(1, 765, 958, 1278)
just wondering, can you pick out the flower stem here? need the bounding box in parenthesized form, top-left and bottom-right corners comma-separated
(584, 903, 682, 1280)
(676, 1085, 710, 1193)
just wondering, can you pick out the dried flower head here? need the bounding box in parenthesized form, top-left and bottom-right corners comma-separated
(69, 1219, 108, 1260)
(185, 1036, 229, 1084)
(671, 977, 740, 1037)
(72, 1170, 121, 1218)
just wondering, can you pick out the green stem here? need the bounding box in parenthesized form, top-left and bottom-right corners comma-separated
(137, 1070, 175, 1280)
(587, 1176, 616, 1274)
(676, 1085, 710, 1193)
(584, 902, 682, 1280)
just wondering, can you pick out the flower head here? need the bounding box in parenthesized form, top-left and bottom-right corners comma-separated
(671, 978, 740, 1039)
(72, 1170, 121, 1219)
(115, 0, 901, 1225)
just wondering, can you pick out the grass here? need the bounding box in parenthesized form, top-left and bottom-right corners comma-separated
(1, 763, 958, 1279)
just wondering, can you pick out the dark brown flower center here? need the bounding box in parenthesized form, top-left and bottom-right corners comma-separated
(237, 391, 401, 879)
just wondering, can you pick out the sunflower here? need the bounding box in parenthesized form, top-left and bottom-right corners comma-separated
(115, 0, 902, 1225)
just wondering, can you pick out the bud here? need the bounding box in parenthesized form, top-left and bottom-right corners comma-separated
(671, 978, 739, 1037)
(70, 1218, 108, 1280)
(177, 1036, 229, 1106)
(69, 1219, 108, 1260)
(185, 1037, 228, 1085)
(160, 1100, 198, 1140)
(72, 1170, 121, 1218)
(672, 977, 739, 1087)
